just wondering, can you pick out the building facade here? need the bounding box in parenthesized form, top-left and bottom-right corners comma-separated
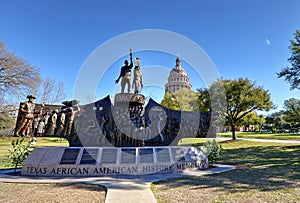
(165, 57, 192, 94)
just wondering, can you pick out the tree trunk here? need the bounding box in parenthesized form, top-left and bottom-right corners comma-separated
(231, 124, 237, 140)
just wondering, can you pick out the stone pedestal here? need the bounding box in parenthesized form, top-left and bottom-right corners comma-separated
(21, 146, 208, 176)
(112, 93, 146, 147)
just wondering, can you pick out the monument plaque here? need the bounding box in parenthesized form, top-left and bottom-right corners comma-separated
(171, 148, 185, 162)
(80, 149, 98, 165)
(121, 148, 136, 164)
(22, 146, 208, 176)
(156, 148, 171, 163)
(139, 148, 154, 163)
(60, 148, 80, 165)
(101, 148, 118, 164)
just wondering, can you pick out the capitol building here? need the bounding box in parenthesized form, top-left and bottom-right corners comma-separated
(165, 57, 192, 94)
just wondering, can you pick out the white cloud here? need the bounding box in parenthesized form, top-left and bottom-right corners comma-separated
(266, 38, 271, 46)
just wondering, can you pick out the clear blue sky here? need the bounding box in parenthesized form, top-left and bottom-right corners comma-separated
(0, 0, 299, 113)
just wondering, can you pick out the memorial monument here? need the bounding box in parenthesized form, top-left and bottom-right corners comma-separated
(20, 49, 212, 176)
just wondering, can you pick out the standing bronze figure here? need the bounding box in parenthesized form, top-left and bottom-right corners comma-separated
(15, 95, 36, 136)
(115, 49, 133, 93)
(132, 57, 143, 94)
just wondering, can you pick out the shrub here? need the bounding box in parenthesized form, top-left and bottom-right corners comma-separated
(8, 137, 36, 171)
(204, 139, 223, 167)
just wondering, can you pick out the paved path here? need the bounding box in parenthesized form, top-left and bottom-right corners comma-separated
(238, 137, 300, 144)
(0, 164, 235, 203)
(216, 137, 300, 144)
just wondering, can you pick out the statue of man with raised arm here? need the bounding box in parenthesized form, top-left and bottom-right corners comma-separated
(115, 49, 133, 93)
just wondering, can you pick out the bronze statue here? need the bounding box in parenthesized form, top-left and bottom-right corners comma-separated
(132, 57, 143, 94)
(62, 100, 80, 137)
(115, 49, 133, 93)
(45, 109, 58, 136)
(36, 120, 45, 137)
(54, 108, 65, 137)
(15, 95, 36, 137)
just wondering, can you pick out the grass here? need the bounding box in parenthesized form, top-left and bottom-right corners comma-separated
(0, 183, 106, 203)
(0, 136, 68, 169)
(151, 140, 300, 203)
(178, 138, 207, 146)
(218, 131, 300, 140)
(179, 131, 300, 147)
(1, 135, 300, 202)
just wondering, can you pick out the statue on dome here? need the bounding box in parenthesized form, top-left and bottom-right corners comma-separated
(115, 48, 133, 93)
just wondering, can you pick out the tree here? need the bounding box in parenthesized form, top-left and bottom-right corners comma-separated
(203, 139, 223, 167)
(160, 89, 199, 111)
(239, 112, 265, 131)
(8, 137, 36, 171)
(277, 30, 300, 89)
(160, 92, 180, 110)
(0, 40, 41, 101)
(282, 98, 300, 125)
(197, 88, 211, 112)
(161, 89, 199, 111)
(209, 78, 273, 140)
(39, 77, 66, 104)
(265, 111, 286, 131)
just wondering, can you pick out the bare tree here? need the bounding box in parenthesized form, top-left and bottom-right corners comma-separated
(39, 77, 66, 104)
(0, 40, 41, 101)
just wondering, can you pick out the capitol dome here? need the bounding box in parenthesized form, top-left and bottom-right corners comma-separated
(165, 57, 192, 94)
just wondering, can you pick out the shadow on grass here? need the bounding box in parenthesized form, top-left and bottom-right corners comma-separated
(2, 182, 107, 193)
(42, 137, 68, 143)
(52, 183, 107, 192)
(154, 142, 300, 193)
(0, 182, 107, 203)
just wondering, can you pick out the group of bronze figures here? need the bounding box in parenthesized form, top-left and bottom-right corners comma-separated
(14, 96, 80, 139)
(14, 49, 214, 147)
(14, 95, 213, 147)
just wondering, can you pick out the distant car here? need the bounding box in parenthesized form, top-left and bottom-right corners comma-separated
(260, 130, 273, 134)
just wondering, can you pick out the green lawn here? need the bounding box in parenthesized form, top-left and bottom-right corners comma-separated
(0, 136, 68, 169)
(178, 138, 207, 146)
(218, 131, 300, 140)
(152, 140, 300, 203)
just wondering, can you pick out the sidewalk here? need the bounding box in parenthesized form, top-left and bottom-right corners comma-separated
(238, 137, 300, 144)
(0, 164, 235, 203)
(216, 137, 300, 144)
